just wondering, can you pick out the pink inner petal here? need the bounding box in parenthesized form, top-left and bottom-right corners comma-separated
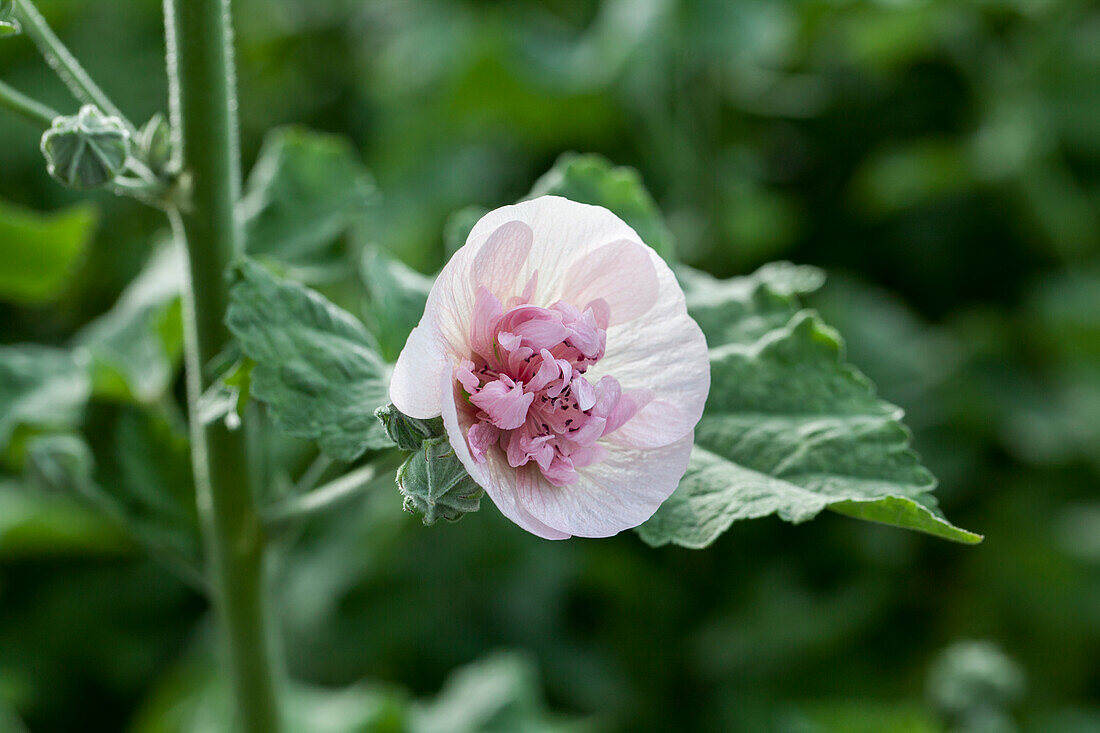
(456, 283, 648, 487)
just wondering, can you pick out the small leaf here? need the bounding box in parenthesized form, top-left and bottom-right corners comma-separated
(40, 105, 131, 189)
(72, 242, 184, 403)
(0, 345, 90, 451)
(0, 198, 97, 305)
(638, 266, 980, 548)
(527, 152, 675, 261)
(358, 245, 433, 362)
(397, 436, 483, 525)
(197, 357, 253, 429)
(226, 259, 391, 461)
(241, 126, 378, 272)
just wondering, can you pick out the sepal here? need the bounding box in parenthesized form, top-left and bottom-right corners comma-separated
(375, 403, 444, 451)
(136, 112, 174, 177)
(397, 436, 484, 525)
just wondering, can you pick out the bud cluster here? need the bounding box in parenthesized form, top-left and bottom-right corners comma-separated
(375, 404, 483, 525)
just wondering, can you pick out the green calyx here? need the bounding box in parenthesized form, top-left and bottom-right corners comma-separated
(375, 403, 444, 451)
(41, 105, 131, 189)
(376, 404, 483, 525)
(397, 436, 484, 525)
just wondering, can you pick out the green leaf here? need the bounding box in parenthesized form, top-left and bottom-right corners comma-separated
(411, 651, 578, 733)
(0, 199, 97, 305)
(131, 657, 410, 733)
(396, 436, 483, 525)
(72, 242, 184, 403)
(0, 345, 90, 451)
(527, 152, 675, 261)
(23, 431, 203, 584)
(0, 479, 126, 558)
(241, 126, 378, 274)
(637, 266, 980, 548)
(676, 261, 824, 348)
(358, 245, 433, 362)
(226, 260, 391, 461)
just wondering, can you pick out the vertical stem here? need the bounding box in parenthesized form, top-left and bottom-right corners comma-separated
(163, 0, 282, 731)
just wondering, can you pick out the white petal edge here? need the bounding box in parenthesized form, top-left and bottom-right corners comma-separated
(593, 247, 710, 450)
(514, 433, 695, 538)
(439, 368, 571, 539)
(389, 324, 447, 419)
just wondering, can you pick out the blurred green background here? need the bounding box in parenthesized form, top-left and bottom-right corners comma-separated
(2, 0, 1099, 731)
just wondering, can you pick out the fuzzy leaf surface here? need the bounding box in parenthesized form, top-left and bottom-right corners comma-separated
(637, 265, 980, 547)
(226, 260, 390, 461)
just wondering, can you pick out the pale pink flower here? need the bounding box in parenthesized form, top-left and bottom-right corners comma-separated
(390, 196, 710, 539)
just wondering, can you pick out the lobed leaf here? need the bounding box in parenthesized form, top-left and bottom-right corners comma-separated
(226, 260, 391, 461)
(241, 126, 378, 275)
(637, 266, 980, 548)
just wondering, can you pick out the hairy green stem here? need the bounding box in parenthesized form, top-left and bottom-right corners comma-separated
(14, 0, 134, 132)
(0, 77, 57, 127)
(163, 0, 282, 730)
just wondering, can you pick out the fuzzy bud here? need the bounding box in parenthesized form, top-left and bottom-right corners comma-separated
(397, 436, 483, 525)
(41, 105, 131, 189)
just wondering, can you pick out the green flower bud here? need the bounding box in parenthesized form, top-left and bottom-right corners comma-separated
(375, 403, 444, 451)
(0, 0, 20, 37)
(136, 112, 173, 176)
(397, 436, 483, 525)
(41, 104, 131, 189)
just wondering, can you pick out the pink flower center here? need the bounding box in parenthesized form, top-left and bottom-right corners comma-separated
(455, 274, 641, 486)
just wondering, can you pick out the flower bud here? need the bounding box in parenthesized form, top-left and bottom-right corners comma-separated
(41, 105, 131, 189)
(375, 403, 444, 451)
(137, 112, 173, 176)
(0, 0, 19, 37)
(397, 436, 483, 525)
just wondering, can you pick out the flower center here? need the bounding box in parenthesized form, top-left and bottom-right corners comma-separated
(455, 279, 639, 486)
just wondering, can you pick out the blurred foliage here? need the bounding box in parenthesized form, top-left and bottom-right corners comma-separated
(1, 0, 1100, 731)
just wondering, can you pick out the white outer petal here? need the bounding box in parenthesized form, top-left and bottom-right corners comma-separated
(592, 247, 710, 450)
(390, 195, 658, 417)
(465, 196, 647, 309)
(390, 324, 448, 419)
(514, 434, 695, 538)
